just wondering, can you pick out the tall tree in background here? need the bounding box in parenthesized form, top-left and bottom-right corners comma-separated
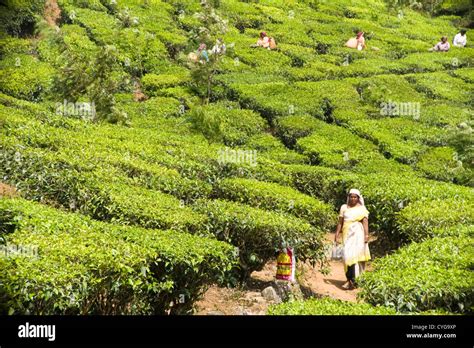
(189, 0, 228, 105)
(54, 43, 129, 124)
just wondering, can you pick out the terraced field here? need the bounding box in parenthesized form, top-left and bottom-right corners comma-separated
(0, 0, 472, 315)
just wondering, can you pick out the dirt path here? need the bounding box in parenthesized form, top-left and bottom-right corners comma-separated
(44, 0, 61, 27)
(195, 233, 372, 314)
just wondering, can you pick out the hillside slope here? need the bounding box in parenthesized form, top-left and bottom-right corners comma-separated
(0, 0, 472, 314)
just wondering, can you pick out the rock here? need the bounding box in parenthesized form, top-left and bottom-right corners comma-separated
(273, 280, 304, 302)
(206, 311, 225, 315)
(261, 286, 281, 303)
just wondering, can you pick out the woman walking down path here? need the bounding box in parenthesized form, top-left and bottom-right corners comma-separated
(334, 189, 371, 290)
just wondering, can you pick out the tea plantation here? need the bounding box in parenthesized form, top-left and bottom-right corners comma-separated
(0, 0, 472, 315)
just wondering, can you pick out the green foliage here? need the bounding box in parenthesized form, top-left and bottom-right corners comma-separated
(246, 133, 308, 164)
(0, 0, 45, 37)
(444, 122, 474, 186)
(396, 198, 474, 241)
(194, 198, 327, 280)
(214, 177, 337, 229)
(0, 197, 236, 314)
(188, 102, 267, 146)
(346, 171, 473, 248)
(269, 297, 398, 315)
(188, 105, 225, 144)
(355, 74, 427, 107)
(54, 44, 129, 124)
(285, 164, 359, 206)
(358, 236, 474, 313)
(187, 0, 228, 103)
(1, 0, 473, 316)
(415, 146, 467, 183)
(88, 182, 210, 234)
(0, 54, 54, 101)
(229, 80, 360, 121)
(407, 72, 473, 105)
(276, 114, 321, 148)
(141, 71, 191, 95)
(349, 118, 448, 164)
(0, 37, 32, 56)
(296, 119, 384, 169)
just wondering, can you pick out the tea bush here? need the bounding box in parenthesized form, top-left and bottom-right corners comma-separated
(276, 114, 323, 148)
(142, 71, 191, 95)
(0, 197, 237, 314)
(406, 72, 473, 105)
(295, 119, 384, 169)
(415, 146, 465, 182)
(194, 198, 326, 279)
(269, 297, 398, 315)
(214, 177, 337, 229)
(358, 236, 473, 313)
(396, 198, 474, 242)
(0, 54, 54, 101)
(348, 118, 448, 164)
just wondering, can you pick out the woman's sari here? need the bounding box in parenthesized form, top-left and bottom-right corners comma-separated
(340, 204, 371, 278)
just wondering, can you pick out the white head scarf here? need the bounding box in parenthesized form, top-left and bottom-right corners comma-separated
(347, 188, 365, 206)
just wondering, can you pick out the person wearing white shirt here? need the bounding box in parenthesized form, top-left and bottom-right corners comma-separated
(453, 30, 467, 47)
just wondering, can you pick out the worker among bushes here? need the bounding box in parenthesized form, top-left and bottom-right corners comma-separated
(345, 31, 367, 50)
(188, 43, 209, 64)
(430, 36, 450, 52)
(453, 29, 467, 47)
(251, 31, 277, 50)
(334, 189, 371, 290)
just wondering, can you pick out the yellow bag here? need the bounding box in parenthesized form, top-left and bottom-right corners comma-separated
(276, 247, 295, 281)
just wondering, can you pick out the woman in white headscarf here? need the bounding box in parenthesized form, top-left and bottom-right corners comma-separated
(334, 189, 371, 290)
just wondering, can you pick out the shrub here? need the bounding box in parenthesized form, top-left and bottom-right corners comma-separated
(406, 72, 473, 105)
(214, 177, 337, 229)
(141, 71, 191, 95)
(188, 102, 267, 146)
(413, 103, 471, 127)
(415, 146, 465, 182)
(396, 198, 474, 241)
(358, 236, 474, 313)
(0, 197, 236, 314)
(348, 118, 448, 164)
(452, 68, 474, 84)
(87, 181, 209, 234)
(0, 54, 54, 101)
(295, 119, 384, 169)
(193, 198, 327, 280)
(269, 297, 398, 315)
(0, 37, 32, 56)
(54, 42, 129, 124)
(276, 114, 321, 148)
(284, 164, 359, 206)
(326, 170, 474, 250)
(246, 133, 308, 164)
(354, 74, 427, 107)
(0, 0, 44, 37)
(0, 139, 208, 234)
(112, 157, 212, 202)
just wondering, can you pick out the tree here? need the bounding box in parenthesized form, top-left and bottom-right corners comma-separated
(54, 43, 129, 124)
(188, 0, 228, 105)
